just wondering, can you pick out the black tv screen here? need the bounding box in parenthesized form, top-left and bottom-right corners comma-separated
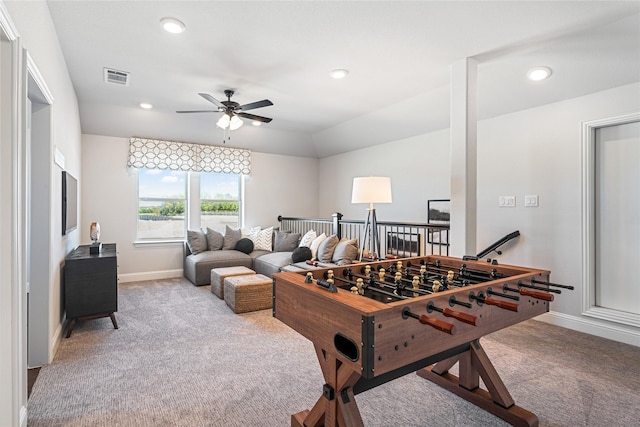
(62, 171, 78, 235)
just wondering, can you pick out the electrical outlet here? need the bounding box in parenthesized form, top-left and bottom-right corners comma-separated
(499, 196, 516, 207)
(525, 195, 539, 207)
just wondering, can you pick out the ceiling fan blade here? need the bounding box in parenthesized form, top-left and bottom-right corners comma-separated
(198, 93, 225, 108)
(176, 110, 220, 113)
(239, 99, 273, 111)
(237, 112, 272, 123)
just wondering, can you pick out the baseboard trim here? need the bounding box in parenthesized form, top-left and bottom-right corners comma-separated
(536, 311, 640, 347)
(119, 269, 183, 283)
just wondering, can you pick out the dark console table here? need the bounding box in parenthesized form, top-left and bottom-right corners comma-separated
(64, 243, 118, 337)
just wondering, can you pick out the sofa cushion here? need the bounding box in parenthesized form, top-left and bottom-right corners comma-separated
(254, 251, 294, 277)
(183, 250, 252, 286)
(332, 238, 359, 265)
(299, 230, 316, 247)
(223, 225, 242, 250)
(309, 233, 327, 260)
(292, 246, 312, 263)
(274, 230, 301, 252)
(205, 228, 224, 250)
(252, 226, 274, 251)
(186, 229, 208, 254)
(235, 237, 254, 254)
(317, 234, 339, 263)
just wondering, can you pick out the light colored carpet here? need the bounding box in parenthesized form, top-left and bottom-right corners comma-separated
(27, 278, 640, 426)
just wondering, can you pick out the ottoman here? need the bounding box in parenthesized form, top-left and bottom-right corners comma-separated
(224, 274, 273, 314)
(210, 266, 255, 299)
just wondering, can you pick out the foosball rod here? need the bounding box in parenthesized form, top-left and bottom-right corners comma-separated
(517, 280, 562, 294)
(502, 284, 554, 301)
(531, 278, 574, 290)
(344, 269, 434, 296)
(469, 291, 519, 312)
(331, 275, 410, 300)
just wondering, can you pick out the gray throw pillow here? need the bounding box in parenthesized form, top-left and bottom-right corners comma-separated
(222, 225, 242, 250)
(274, 231, 301, 252)
(186, 229, 207, 255)
(316, 234, 339, 263)
(332, 238, 358, 265)
(206, 228, 224, 250)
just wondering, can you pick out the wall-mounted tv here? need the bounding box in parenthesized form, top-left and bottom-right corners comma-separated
(62, 171, 78, 235)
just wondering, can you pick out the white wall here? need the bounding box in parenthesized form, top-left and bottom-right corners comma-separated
(81, 134, 320, 281)
(319, 82, 640, 345)
(318, 129, 451, 222)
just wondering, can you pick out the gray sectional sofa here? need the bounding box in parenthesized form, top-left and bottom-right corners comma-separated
(183, 226, 359, 286)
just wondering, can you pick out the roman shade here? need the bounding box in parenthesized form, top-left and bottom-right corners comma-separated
(127, 137, 251, 174)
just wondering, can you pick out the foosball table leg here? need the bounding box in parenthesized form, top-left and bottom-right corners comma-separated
(417, 339, 539, 427)
(291, 344, 364, 427)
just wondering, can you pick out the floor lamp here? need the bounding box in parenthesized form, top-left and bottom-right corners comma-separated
(351, 176, 392, 260)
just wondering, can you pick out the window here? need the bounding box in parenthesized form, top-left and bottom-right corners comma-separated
(200, 173, 240, 233)
(137, 169, 187, 240)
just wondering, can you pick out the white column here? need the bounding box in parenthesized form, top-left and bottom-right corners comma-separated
(449, 58, 477, 257)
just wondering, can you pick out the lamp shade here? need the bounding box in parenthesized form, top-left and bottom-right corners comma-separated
(216, 114, 231, 129)
(351, 177, 392, 204)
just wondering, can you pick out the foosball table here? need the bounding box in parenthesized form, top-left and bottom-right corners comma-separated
(272, 255, 573, 427)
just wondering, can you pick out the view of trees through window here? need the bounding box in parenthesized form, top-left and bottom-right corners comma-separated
(138, 169, 187, 239)
(200, 172, 240, 232)
(137, 169, 240, 240)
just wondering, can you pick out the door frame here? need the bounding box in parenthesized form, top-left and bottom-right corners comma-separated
(581, 112, 640, 327)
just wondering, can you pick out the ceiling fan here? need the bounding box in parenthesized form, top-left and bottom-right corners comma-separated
(176, 90, 273, 130)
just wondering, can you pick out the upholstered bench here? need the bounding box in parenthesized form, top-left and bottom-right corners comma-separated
(224, 273, 273, 314)
(210, 266, 255, 299)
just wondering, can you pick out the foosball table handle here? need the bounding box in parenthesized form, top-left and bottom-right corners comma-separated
(519, 288, 554, 301)
(442, 307, 479, 326)
(484, 297, 519, 312)
(418, 314, 455, 335)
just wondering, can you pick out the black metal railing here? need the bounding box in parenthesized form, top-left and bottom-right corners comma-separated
(278, 213, 449, 257)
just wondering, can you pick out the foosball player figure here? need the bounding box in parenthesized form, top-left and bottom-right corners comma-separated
(432, 279, 442, 293)
(412, 276, 420, 297)
(304, 272, 313, 283)
(378, 268, 386, 287)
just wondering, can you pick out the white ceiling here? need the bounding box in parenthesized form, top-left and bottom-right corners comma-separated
(44, 1, 640, 158)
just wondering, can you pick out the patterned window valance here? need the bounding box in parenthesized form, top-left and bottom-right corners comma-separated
(127, 137, 251, 174)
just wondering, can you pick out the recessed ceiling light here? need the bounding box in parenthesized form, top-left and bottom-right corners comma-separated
(160, 17, 185, 34)
(330, 69, 349, 79)
(252, 121, 262, 126)
(139, 102, 153, 109)
(527, 66, 552, 81)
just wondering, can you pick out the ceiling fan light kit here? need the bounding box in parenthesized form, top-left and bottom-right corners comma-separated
(177, 89, 273, 142)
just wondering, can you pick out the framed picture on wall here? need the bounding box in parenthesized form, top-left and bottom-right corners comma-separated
(427, 199, 450, 224)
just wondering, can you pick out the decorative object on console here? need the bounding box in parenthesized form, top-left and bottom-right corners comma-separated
(351, 176, 392, 260)
(89, 222, 102, 254)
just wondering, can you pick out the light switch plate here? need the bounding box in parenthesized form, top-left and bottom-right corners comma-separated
(525, 195, 539, 207)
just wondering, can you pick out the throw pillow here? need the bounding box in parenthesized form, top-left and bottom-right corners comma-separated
(251, 226, 274, 251)
(292, 246, 312, 263)
(205, 228, 224, 250)
(274, 230, 301, 252)
(235, 238, 254, 254)
(222, 225, 242, 250)
(186, 229, 207, 255)
(309, 233, 327, 260)
(332, 238, 359, 265)
(316, 234, 339, 263)
(299, 230, 317, 248)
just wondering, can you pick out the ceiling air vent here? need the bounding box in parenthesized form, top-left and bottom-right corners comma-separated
(103, 68, 130, 86)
